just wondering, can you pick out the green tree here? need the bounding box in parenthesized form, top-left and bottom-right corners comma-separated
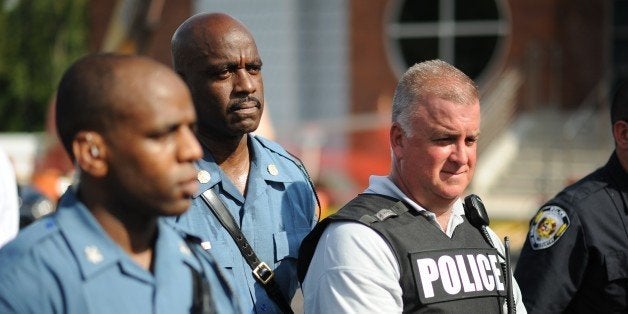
(0, 0, 88, 131)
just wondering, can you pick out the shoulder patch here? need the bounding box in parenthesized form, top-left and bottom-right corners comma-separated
(528, 205, 570, 250)
(375, 208, 398, 221)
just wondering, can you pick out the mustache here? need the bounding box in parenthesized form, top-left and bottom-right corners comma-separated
(228, 96, 262, 112)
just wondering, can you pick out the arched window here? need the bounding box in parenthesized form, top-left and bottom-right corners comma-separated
(386, 0, 509, 81)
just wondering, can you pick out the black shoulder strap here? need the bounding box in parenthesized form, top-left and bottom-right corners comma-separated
(200, 188, 294, 314)
(186, 244, 217, 314)
(297, 193, 405, 283)
(284, 150, 321, 220)
(297, 218, 333, 284)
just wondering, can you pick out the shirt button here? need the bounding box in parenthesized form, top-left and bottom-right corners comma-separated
(267, 164, 279, 176)
(197, 170, 211, 183)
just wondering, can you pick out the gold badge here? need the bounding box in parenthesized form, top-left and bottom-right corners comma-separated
(197, 170, 211, 184)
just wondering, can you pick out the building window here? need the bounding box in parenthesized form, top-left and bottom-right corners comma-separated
(386, 0, 509, 81)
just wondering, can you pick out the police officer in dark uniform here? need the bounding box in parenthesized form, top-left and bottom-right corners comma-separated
(514, 82, 628, 313)
(298, 60, 526, 313)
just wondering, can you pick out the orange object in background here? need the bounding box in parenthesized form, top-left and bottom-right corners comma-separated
(31, 97, 74, 203)
(31, 168, 71, 202)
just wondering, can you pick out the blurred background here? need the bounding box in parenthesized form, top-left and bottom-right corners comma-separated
(0, 0, 625, 259)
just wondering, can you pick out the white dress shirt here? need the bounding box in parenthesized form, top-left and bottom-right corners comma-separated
(0, 149, 19, 248)
(302, 175, 526, 313)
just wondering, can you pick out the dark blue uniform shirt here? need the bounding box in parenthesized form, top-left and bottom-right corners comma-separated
(515, 152, 628, 313)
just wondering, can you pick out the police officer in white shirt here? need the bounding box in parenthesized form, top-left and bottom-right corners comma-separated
(298, 60, 526, 314)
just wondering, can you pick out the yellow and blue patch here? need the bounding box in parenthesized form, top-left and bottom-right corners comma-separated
(529, 205, 570, 250)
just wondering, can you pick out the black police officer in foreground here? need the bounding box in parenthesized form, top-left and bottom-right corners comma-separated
(515, 82, 628, 313)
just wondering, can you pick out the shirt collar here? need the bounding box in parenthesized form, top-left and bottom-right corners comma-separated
(607, 151, 628, 214)
(55, 190, 198, 281)
(251, 135, 293, 184)
(152, 219, 200, 279)
(193, 134, 293, 199)
(193, 149, 221, 198)
(55, 190, 126, 280)
(608, 151, 628, 188)
(363, 175, 464, 236)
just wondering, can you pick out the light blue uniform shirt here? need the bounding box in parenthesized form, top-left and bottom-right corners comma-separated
(0, 189, 239, 314)
(171, 135, 317, 313)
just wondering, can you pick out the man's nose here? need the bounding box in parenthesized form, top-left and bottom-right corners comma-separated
(233, 69, 256, 94)
(449, 142, 469, 165)
(179, 126, 202, 162)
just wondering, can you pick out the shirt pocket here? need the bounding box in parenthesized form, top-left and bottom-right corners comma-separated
(206, 241, 235, 269)
(604, 250, 627, 308)
(273, 229, 311, 262)
(606, 250, 627, 281)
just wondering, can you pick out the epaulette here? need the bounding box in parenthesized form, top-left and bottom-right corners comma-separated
(252, 134, 322, 217)
(357, 202, 407, 225)
(0, 217, 58, 259)
(560, 168, 608, 203)
(252, 134, 296, 162)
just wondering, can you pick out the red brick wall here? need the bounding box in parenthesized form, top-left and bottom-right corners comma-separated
(556, 0, 608, 108)
(346, 0, 610, 188)
(88, 0, 192, 67)
(350, 0, 609, 113)
(348, 0, 397, 185)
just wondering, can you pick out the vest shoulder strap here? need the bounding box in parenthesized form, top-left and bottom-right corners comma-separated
(297, 193, 407, 282)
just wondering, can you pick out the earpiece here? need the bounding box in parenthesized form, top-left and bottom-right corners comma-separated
(85, 133, 100, 157)
(89, 145, 100, 158)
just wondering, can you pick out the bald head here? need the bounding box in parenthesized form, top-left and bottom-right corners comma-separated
(171, 13, 256, 74)
(169, 12, 264, 140)
(56, 53, 188, 158)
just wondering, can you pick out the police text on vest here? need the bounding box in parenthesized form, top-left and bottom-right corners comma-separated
(411, 249, 506, 303)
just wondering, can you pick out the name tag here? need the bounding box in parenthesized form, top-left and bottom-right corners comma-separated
(410, 248, 506, 304)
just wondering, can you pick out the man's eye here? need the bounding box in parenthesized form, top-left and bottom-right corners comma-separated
(148, 132, 171, 140)
(431, 139, 449, 146)
(149, 125, 179, 140)
(247, 65, 261, 74)
(435, 137, 453, 143)
(214, 69, 230, 79)
(207, 67, 231, 79)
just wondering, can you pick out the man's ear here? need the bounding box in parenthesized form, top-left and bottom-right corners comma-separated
(613, 120, 628, 150)
(72, 131, 108, 178)
(390, 122, 406, 159)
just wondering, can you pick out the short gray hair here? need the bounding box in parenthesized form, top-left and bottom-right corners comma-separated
(391, 59, 478, 134)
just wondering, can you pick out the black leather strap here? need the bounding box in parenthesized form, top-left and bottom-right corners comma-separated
(285, 150, 322, 217)
(188, 263, 216, 314)
(200, 188, 294, 314)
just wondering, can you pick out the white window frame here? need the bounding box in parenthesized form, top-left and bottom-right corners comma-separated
(385, 0, 510, 82)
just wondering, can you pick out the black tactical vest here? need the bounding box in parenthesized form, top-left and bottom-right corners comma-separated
(298, 194, 505, 313)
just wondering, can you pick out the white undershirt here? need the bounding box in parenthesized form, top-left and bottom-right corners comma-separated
(302, 175, 526, 314)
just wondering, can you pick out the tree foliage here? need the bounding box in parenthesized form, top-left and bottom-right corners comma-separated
(0, 0, 88, 131)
